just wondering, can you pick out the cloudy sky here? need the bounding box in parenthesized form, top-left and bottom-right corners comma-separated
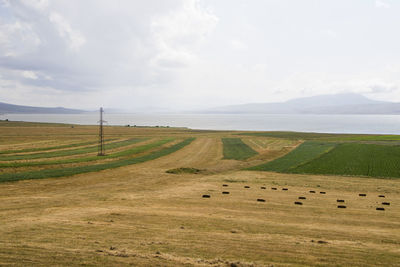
(0, 0, 399, 110)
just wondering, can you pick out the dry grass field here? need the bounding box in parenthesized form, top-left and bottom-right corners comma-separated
(0, 121, 399, 266)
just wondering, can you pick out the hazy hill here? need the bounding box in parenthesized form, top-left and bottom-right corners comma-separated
(200, 93, 400, 114)
(0, 102, 86, 114)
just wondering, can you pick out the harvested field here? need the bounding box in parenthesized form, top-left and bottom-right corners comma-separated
(0, 121, 399, 266)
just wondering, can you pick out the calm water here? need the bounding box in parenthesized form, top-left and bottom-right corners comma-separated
(2, 113, 400, 134)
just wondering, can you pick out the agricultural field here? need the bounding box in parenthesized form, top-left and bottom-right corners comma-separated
(241, 131, 400, 142)
(290, 143, 400, 178)
(0, 121, 399, 266)
(249, 140, 400, 179)
(248, 142, 336, 172)
(222, 138, 258, 160)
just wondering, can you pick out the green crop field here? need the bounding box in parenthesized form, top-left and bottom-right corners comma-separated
(249, 141, 400, 179)
(222, 137, 258, 160)
(290, 143, 400, 178)
(248, 141, 336, 171)
(0, 138, 173, 168)
(0, 138, 144, 161)
(0, 139, 115, 155)
(0, 138, 194, 183)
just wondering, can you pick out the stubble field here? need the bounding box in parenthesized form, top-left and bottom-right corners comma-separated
(0, 121, 399, 266)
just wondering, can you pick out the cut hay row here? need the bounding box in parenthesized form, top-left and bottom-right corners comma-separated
(0, 138, 145, 161)
(0, 138, 195, 183)
(222, 138, 258, 160)
(247, 138, 274, 149)
(0, 138, 115, 155)
(248, 138, 295, 151)
(0, 138, 174, 168)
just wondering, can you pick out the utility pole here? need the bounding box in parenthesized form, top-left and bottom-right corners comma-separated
(98, 107, 106, 156)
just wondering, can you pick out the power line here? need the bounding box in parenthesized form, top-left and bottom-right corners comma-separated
(98, 107, 106, 156)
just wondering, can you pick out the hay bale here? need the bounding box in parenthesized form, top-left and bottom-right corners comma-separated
(376, 207, 385, 211)
(378, 195, 385, 198)
(260, 186, 266, 189)
(382, 202, 390, 205)
(359, 193, 367, 197)
(222, 184, 228, 187)
(282, 188, 288, 191)
(271, 187, 277, 190)
(222, 191, 230, 195)
(257, 198, 266, 202)
(244, 186, 250, 188)
(298, 196, 306, 200)
(337, 199, 345, 203)
(309, 190, 316, 193)
(337, 205, 346, 208)
(320, 192, 326, 194)
(202, 195, 210, 198)
(294, 201, 303, 205)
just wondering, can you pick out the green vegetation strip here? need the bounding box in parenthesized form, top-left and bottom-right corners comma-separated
(0, 138, 195, 183)
(0, 139, 115, 155)
(289, 143, 400, 178)
(248, 141, 336, 172)
(0, 139, 173, 168)
(0, 138, 144, 161)
(222, 138, 258, 160)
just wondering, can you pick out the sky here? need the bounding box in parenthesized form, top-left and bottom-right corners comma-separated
(0, 0, 399, 111)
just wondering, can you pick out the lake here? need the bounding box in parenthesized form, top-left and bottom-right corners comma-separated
(2, 113, 400, 134)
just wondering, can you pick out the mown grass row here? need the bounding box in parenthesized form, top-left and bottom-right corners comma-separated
(222, 138, 258, 160)
(290, 143, 400, 178)
(248, 141, 336, 171)
(0, 138, 173, 168)
(0, 138, 195, 183)
(0, 139, 115, 155)
(0, 138, 145, 161)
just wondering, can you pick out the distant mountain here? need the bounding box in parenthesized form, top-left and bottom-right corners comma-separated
(0, 102, 86, 114)
(198, 93, 400, 115)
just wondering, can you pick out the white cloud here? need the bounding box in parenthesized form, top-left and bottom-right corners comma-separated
(375, 0, 390, 8)
(49, 12, 86, 51)
(0, 21, 41, 57)
(151, 0, 218, 68)
(0, 1, 400, 109)
(20, 0, 48, 11)
(230, 39, 247, 50)
(21, 70, 38, 79)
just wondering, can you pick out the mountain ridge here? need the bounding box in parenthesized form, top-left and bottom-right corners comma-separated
(196, 93, 400, 114)
(0, 102, 86, 114)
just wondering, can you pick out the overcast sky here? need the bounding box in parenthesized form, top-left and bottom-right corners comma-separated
(0, 0, 399, 110)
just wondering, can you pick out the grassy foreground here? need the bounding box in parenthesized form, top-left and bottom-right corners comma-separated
(0, 121, 399, 266)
